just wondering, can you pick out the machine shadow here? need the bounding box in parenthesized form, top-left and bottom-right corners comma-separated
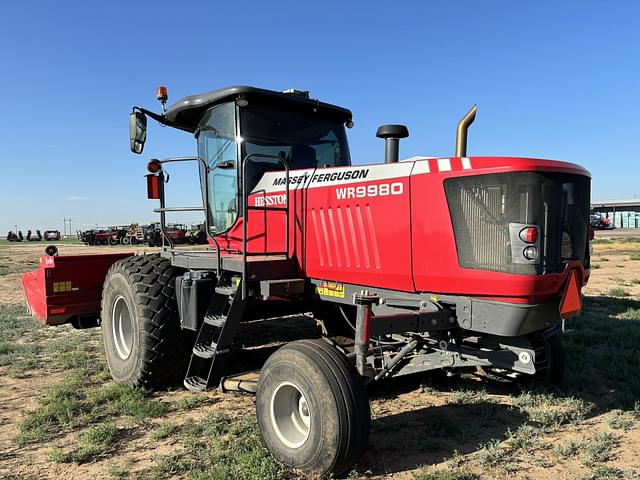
(360, 400, 529, 476)
(353, 295, 640, 476)
(559, 295, 640, 411)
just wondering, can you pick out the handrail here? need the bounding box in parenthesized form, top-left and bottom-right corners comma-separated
(241, 153, 290, 299)
(154, 155, 222, 271)
(153, 207, 206, 212)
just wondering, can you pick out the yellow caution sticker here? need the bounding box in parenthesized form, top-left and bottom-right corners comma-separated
(53, 281, 73, 293)
(316, 280, 345, 299)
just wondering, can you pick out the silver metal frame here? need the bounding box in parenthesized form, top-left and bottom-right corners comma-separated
(241, 152, 290, 299)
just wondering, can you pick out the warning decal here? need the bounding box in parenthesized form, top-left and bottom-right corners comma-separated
(316, 280, 345, 298)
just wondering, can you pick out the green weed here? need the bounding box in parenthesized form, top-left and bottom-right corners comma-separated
(607, 410, 634, 431)
(476, 439, 507, 466)
(555, 440, 580, 459)
(608, 287, 631, 297)
(581, 466, 628, 480)
(413, 470, 480, 480)
(513, 392, 589, 429)
(173, 394, 205, 411)
(150, 413, 282, 479)
(507, 424, 540, 450)
(582, 431, 618, 465)
(151, 422, 180, 440)
(86, 382, 168, 421)
(49, 424, 120, 464)
(448, 389, 487, 405)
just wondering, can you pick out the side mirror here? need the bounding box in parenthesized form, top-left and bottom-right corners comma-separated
(129, 111, 147, 154)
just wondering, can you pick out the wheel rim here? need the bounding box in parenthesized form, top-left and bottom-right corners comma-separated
(112, 295, 133, 360)
(270, 381, 311, 449)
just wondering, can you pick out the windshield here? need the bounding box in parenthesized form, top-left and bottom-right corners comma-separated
(197, 102, 238, 233)
(240, 104, 350, 191)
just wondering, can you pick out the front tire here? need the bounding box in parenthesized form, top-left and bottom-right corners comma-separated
(256, 339, 370, 477)
(101, 255, 192, 389)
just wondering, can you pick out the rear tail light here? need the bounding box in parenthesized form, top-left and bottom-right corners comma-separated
(519, 227, 538, 244)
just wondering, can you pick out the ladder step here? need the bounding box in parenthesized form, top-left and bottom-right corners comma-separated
(193, 343, 217, 359)
(204, 315, 226, 327)
(215, 285, 237, 296)
(184, 376, 208, 393)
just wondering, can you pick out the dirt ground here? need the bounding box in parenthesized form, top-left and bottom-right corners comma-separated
(0, 235, 639, 479)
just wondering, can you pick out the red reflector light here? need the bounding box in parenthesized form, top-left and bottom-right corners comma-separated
(50, 307, 66, 315)
(560, 270, 582, 318)
(519, 227, 538, 243)
(589, 227, 595, 241)
(147, 174, 161, 199)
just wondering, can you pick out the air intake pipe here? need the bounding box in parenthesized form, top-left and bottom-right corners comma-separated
(376, 124, 409, 163)
(455, 105, 477, 157)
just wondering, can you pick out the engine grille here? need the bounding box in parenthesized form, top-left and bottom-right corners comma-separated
(445, 172, 590, 274)
(457, 185, 510, 269)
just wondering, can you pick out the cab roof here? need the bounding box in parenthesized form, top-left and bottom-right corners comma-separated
(161, 85, 353, 133)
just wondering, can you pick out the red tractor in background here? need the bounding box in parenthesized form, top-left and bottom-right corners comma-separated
(22, 85, 591, 477)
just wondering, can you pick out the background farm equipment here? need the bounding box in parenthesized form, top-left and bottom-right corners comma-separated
(77, 224, 146, 246)
(43, 230, 61, 241)
(186, 223, 207, 245)
(22, 85, 591, 477)
(26, 230, 43, 241)
(590, 213, 615, 230)
(7, 231, 23, 242)
(144, 222, 188, 246)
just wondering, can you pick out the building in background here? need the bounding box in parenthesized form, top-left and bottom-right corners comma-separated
(591, 199, 640, 228)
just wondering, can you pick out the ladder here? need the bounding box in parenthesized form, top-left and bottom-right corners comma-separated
(183, 153, 291, 392)
(183, 274, 248, 392)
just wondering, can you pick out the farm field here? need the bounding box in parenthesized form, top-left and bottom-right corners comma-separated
(0, 237, 639, 480)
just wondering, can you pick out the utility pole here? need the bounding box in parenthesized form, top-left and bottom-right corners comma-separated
(62, 218, 73, 237)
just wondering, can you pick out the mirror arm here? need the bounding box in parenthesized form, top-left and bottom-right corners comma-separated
(133, 106, 168, 126)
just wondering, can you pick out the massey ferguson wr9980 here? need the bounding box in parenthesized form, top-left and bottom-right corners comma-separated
(22, 86, 591, 477)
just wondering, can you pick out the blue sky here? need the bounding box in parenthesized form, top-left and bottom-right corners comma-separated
(1, 1, 638, 234)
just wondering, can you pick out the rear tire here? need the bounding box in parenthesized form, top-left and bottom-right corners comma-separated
(121, 236, 132, 246)
(109, 236, 119, 246)
(256, 339, 370, 477)
(101, 255, 193, 389)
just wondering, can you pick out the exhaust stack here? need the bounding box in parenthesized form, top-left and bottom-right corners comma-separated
(455, 105, 477, 157)
(376, 124, 409, 163)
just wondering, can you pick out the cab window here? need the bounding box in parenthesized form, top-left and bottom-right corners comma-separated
(197, 103, 238, 233)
